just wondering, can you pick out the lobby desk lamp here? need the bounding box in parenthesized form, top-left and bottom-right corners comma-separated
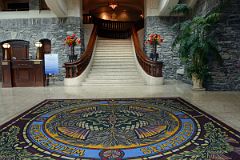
(2, 43, 11, 60)
(35, 41, 43, 60)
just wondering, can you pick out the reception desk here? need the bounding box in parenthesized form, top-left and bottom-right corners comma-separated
(2, 60, 45, 87)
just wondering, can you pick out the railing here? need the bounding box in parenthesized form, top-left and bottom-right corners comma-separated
(132, 26, 163, 77)
(94, 18, 132, 31)
(93, 17, 133, 39)
(134, 18, 144, 31)
(64, 25, 97, 78)
(83, 14, 93, 24)
(64, 19, 150, 79)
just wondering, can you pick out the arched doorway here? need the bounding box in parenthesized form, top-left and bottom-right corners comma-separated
(0, 40, 29, 82)
(39, 39, 51, 60)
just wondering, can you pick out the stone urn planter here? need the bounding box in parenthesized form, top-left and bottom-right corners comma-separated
(68, 54, 78, 62)
(192, 74, 205, 91)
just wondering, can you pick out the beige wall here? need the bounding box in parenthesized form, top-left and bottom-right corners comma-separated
(0, 10, 58, 19)
(145, 0, 160, 17)
(83, 24, 94, 49)
(45, 0, 83, 18)
(137, 28, 144, 50)
(145, 0, 181, 17)
(0, 0, 83, 19)
(67, 0, 82, 18)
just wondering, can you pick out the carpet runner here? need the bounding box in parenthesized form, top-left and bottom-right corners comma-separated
(1, 98, 240, 160)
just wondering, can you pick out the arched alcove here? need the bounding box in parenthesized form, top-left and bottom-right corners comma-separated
(0, 39, 29, 83)
(1, 39, 29, 60)
(39, 39, 51, 60)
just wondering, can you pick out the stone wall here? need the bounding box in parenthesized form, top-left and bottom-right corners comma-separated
(0, 17, 84, 81)
(143, 0, 240, 90)
(194, 0, 240, 90)
(194, 0, 221, 16)
(144, 16, 182, 79)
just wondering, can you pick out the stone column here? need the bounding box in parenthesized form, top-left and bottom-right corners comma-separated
(144, 0, 181, 79)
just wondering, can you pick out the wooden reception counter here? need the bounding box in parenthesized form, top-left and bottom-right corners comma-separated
(2, 60, 45, 87)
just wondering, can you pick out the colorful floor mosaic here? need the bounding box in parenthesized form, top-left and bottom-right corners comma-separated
(1, 98, 240, 160)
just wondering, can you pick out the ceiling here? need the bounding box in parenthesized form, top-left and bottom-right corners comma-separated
(82, 0, 144, 14)
(83, 0, 144, 21)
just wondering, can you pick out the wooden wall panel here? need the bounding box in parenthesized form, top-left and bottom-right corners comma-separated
(2, 61, 12, 87)
(1, 40, 45, 88)
(9, 40, 29, 60)
(12, 68, 34, 87)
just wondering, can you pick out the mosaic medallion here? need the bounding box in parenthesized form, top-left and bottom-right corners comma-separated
(1, 98, 240, 160)
(24, 100, 199, 159)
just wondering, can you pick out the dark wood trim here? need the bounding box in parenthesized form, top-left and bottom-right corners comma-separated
(64, 25, 97, 78)
(1, 40, 29, 60)
(83, 14, 93, 24)
(1, 60, 13, 87)
(2, 60, 45, 87)
(132, 27, 163, 77)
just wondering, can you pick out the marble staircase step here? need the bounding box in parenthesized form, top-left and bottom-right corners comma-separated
(93, 59, 135, 62)
(92, 66, 136, 69)
(81, 38, 144, 85)
(93, 57, 134, 61)
(93, 62, 135, 65)
(83, 79, 145, 84)
(86, 75, 141, 80)
(90, 68, 138, 72)
(88, 72, 139, 76)
(81, 83, 144, 86)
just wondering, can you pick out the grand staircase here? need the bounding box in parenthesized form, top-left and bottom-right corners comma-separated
(82, 38, 145, 86)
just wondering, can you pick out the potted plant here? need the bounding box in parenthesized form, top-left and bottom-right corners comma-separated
(64, 34, 81, 62)
(171, 4, 222, 90)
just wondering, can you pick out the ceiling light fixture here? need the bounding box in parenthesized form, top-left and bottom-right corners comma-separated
(108, 0, 118, 10)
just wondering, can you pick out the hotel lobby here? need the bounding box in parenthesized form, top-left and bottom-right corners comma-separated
(0, 0, 240, 159)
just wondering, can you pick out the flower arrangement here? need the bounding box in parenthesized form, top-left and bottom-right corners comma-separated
(145, 33, 164, 45)
(145, 34, 164, 61)
(64, 34, 81, 47)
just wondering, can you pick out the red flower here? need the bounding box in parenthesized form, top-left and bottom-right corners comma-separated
(145, 33, 164, 45)
(64, 34, 81, 47)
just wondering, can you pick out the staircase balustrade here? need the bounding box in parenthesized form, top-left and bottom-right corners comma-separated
(132, 27, 163, 77)
(64, 25, 97, 78)
(93, 17, 133, 39)
(83, 14, 93, 24)
(64, 18, 150, 79)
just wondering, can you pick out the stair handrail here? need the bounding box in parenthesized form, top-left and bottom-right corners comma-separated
(64, 25, 97, 78)
(93, 17, 133, 31)
(132, 26, 163, 77)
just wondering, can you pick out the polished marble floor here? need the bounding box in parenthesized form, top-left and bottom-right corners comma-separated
(0, 80, 240, 132)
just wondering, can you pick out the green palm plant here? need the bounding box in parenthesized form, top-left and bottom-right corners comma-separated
(172, 4, 223, 88)
(170, 3, 191, 16)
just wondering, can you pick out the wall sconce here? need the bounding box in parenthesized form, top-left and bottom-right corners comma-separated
(35, 41, 42, 60)
(2, 43, 11, 60)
